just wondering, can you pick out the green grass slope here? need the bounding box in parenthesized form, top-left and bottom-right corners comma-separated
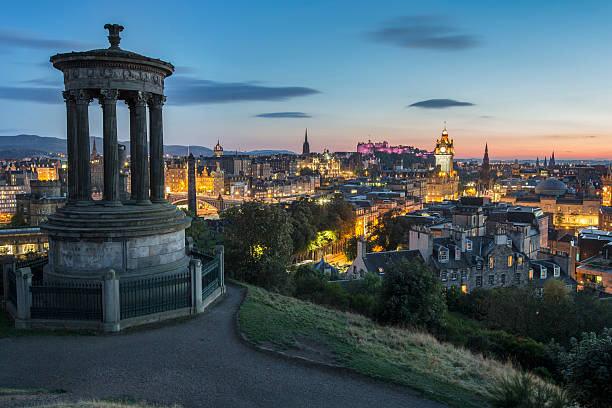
(237, 284, 559, 408)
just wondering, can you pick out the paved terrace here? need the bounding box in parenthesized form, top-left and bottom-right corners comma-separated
(0, 286, 446, 408)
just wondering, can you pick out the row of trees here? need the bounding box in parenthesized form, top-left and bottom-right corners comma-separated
(447, 280, 612, 347)
(219, 199, 354, 289)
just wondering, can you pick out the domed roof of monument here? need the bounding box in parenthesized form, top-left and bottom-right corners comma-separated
(535, 177, 567, 196)
(50, 24, 174, 77)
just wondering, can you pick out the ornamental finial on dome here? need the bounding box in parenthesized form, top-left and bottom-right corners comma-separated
(104, 23, 124, 49)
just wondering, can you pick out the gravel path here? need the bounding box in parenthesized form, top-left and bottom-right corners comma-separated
(0, 286, 447, 408)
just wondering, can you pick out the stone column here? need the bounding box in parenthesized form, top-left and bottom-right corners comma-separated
(62, 91, 78, 203)
(148, 94, 166, 203)
(100, 89, 121, 206)
(102, 269, 120, 332)
(127, 91, 150, 204)
(188, 153, 197, 213)
(71, 89, 92, 204)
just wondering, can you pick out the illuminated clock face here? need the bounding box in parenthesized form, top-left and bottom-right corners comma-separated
(440, 147, 446, 152)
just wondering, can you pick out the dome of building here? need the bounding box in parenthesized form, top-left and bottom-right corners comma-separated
(535, 177, 567, 196)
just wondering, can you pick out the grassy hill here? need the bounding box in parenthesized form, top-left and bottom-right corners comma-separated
(237, 284, 568, 408)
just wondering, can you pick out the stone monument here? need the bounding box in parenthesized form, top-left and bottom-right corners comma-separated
(42, 24, 191, 281)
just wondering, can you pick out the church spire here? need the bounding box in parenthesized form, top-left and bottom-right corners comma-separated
(302, 128, 310, 155)
(91, 137, 98, 156)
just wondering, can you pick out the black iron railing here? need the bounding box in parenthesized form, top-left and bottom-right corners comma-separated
(30, 280, 103, 321)
(202, 258, 220, 299)
(7, 269, 17, 308)
(16, 256, 48, 269)
(119, 271, 191, 320)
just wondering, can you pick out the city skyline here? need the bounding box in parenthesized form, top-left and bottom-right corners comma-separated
(1, 0, 611, 159)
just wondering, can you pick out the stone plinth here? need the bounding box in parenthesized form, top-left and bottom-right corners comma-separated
(41, 202, 191, 280)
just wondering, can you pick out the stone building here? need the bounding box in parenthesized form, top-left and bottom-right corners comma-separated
(347, 239, 423, 279)
(426, 124, 459, 202)
(213, 140, 223, 158)
(576, 242, 612, 294)
(16, 180, 66, 226)
(428, 228, 531, 293)
(501, 177, 600, 229)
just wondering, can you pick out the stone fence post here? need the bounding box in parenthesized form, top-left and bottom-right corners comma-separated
(102, 269, 120, 332)
(213, 245, 225, 293)
(14, 267, 32, 329)
(190, 258, 203, 314)
(1, 256, 15, 307)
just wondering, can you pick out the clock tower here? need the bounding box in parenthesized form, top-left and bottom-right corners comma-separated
(434, 122, 454, 174)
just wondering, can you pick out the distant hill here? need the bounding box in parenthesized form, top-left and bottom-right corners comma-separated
(248, 149, 296, 156)
(0, 135, 295, 158)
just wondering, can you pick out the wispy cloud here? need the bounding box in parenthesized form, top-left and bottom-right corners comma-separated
(538, 134, 597, 140)
(0, 28, 92, 50)
(0, 86, 62, 104)
(367, 15, 480, 51)
(255, 112, 311, 118)
(408, 99, 475, 109)
(167, 77, 320, 105)
(21, 77, 60, 86)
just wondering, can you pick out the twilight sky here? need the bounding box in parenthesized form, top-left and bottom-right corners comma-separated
(0, 0, 611, 159)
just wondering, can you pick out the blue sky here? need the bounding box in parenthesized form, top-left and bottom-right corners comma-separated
(0, 0, 611, 158)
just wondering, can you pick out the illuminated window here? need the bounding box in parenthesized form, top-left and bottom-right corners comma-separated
(529, 269, 533, 280)
(540, 268, 547, 279)
(507, 255, 513, 267)
(466, 240, 472, 251)
(518, 256, 523, 265)
(439, 248, 449, 262)
(489, 257, 494, 269)
(461, 285, 467, 293)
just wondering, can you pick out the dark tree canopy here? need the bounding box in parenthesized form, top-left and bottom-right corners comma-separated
(223, 201, 293, 290)
(378, 257, 446, 331)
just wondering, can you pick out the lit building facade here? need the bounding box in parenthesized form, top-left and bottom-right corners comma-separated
(297, 151, 340, 178)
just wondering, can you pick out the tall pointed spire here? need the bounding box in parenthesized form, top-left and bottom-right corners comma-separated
(302, 128, 310, 155)
(549, 151, 555, 169)
(478, 142, 491, 192)
(91, 137, 98, 156)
